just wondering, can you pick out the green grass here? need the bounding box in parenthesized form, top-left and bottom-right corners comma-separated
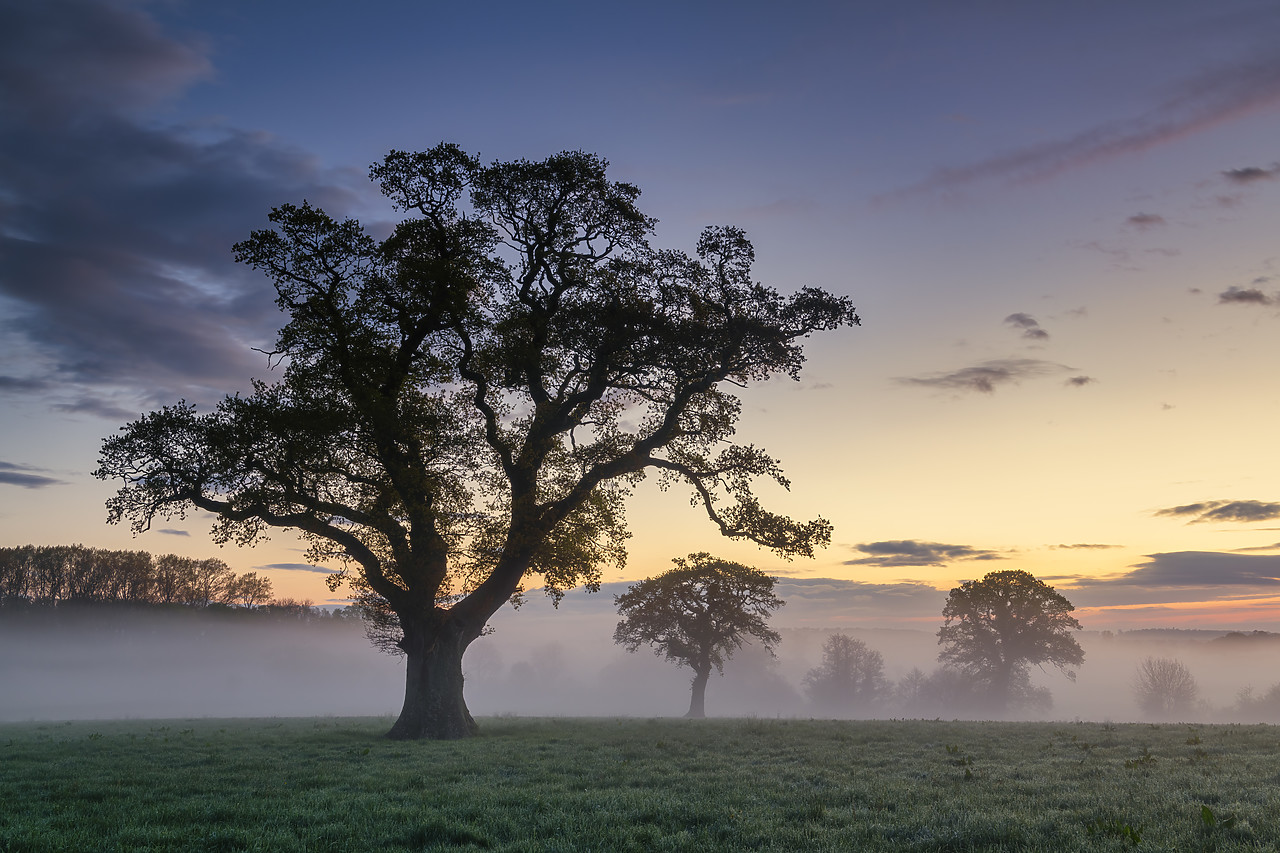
(1, 716, 1278, 851)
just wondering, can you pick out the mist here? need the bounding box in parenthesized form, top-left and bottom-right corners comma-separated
(5, 590, 1280, 724)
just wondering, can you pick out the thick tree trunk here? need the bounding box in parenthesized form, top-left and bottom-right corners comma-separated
(386, 617, 478, 740)
(686, 667, 711, 718)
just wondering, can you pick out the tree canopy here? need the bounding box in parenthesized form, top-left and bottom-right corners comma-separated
(802, 633, 889, 716)
(937, 569, 1084, 713)
(1134, 656, 1199, 720)
(613, 552, 784, 718)
(95, 143, 858, 738)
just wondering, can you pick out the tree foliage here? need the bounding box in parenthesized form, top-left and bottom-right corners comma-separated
(95, 143, 857, 738)
(937, 569, 1084, 712)
(613, 553, 784, 717)
(1134, 656, 1199, 719)
(802, 633, 888, 715)
(0, 545, 270, 609)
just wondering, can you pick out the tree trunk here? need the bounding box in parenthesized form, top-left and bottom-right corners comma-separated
(386, 617, 478, 740)
(988, 662, 1013, 716)
(686, 667, 711, 718)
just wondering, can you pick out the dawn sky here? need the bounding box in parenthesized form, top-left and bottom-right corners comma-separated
(3, 0, 1280, 631)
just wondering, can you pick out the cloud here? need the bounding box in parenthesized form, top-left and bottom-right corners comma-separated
(1065, 375, 1095, 387)
(0, 376, 51, 393)
(1084, 552, 1280, 588)
(258, 563, 334, 574)
(0, 461, 64, 489)
(897, 358, 1076, 394)
(1232, 542, 1280, 552)
(1223, 164, 1280, 184)
(1054, 543, 1121, 550)
(1218, 286, 1274, 305)
(1003, 312, 1049, 340)
(1155, 500, 1280, 524)
(0, 0, 369, 417)
(1126, 212, 1167, 229)
(881, 56, 1280, 200)
(157, 529, 190, 537)
(845, 540, 1003, 568)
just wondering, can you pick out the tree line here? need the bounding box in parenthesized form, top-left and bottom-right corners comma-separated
(0, 545, 273, 610)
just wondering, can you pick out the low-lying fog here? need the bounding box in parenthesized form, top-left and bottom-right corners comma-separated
(5, 587, 1280, 724)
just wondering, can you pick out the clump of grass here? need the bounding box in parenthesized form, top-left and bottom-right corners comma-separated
(1085, 816, 1143, 846)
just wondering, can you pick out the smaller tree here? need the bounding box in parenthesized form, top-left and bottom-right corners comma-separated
(938, 569, 1084, 714)
(1134, 656, 1199, 719)
(613, 553, 784, 718)
(803, 633, 888, 716)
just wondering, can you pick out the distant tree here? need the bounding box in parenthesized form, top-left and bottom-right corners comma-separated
(937, 570, 1084, 713)
(95, 143, 856, 739)
(894, 667, 930, 716)
(1134, 656, 1199, 719)
(0, 545, 269, 609)
(1234, 683, 1280, 723)
(613, 553, 785, 718)
(226, 571, 274, 608)
(802, 633, 888, 716)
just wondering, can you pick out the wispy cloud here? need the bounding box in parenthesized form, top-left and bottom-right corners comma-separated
(1232, 542, 1280, 553)
(846, 540, 1003, 568)
(258, 562, 333, 574)
(0, 461, 64, 489)
(882, 56, 1280, 200)
(1126, 212, 1167, 229)
(1065, 375, 1096, 387)
(897, 358, 1076, 394)
(1218, 286, 1275, 305)
(157, 529, 190, 537)
(1081, 551, 1280, 588)
(1053, 543, 1121, 550)
(1003, 312, 1049, 340)
(1156, 499, 1280, 524)
(1223, 164, 1280, 184)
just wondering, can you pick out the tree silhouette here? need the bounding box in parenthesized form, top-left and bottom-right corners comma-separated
(95, 144, 857, 739)
(1134, 656, 1198, 719)
(802, 633, 888, 716)
(937, 569, 1083, 713)
(613, 553, 784, 718)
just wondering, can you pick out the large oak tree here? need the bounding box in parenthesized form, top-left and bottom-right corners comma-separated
(937, 569, 1084, 713)
(95, 144, 858, 739)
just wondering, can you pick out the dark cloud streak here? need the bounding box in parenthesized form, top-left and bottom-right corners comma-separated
(1223, 164, 1280, 184)
(1218, 286, 1274, 305)
(846, 540, 1003, 568)
(897, 358, 1076, 394)
(1156, 500, 1280, 524)
(0, 461, 64, 489)
(1003, 312, 1049, 340)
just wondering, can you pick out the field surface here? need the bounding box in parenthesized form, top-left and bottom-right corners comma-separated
(1, 716, 1278, 851)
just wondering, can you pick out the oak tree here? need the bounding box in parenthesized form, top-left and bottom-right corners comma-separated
(613, 553, 784, 718)
(1134, 656, 1199, 719)
(937, 569, 1083, 713)
(803, 633, 888, 716)
(95, 144, 858, 739)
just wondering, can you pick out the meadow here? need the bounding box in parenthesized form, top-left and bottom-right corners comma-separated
(1, 716, 1277, 851)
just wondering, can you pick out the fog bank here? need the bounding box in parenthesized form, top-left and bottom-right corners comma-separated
(5, 591, 1280, 723)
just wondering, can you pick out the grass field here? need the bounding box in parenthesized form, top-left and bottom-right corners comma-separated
(1, 716, 1277, 851)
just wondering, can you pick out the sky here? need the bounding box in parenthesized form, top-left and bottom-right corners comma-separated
(3, 0, 1280, 633)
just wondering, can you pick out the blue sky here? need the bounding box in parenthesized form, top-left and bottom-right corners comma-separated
(3, 0, 1280, 630)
